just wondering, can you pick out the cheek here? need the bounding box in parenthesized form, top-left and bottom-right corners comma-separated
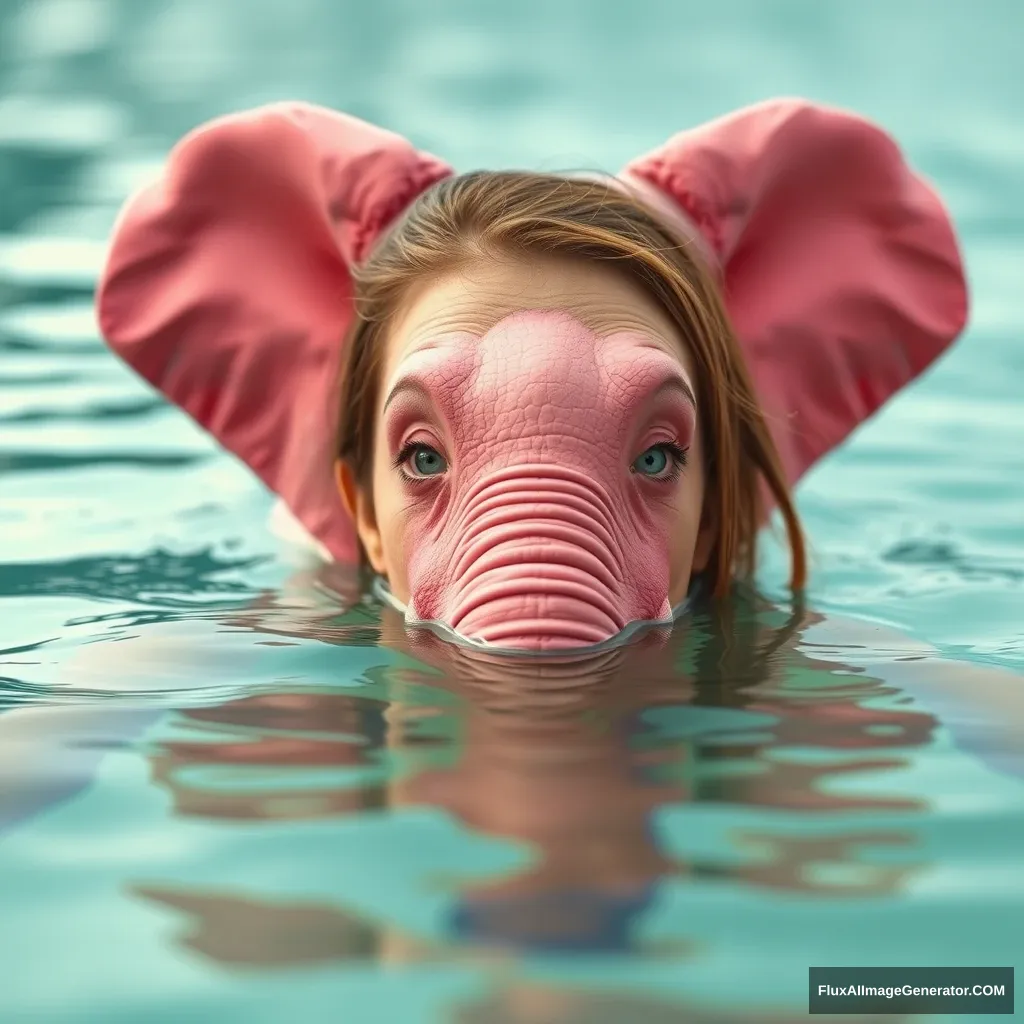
(370, 439, 412, 597)
(666, 437, 708, 600)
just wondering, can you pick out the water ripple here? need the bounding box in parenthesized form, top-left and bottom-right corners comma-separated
(0, 548, 267, 603)
(0, 397, 165, 424)
(883, 539, 1024, 584)
(0, 451, 206, 473)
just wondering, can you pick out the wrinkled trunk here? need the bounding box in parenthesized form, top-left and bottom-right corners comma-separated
(416, 466, 671, 651)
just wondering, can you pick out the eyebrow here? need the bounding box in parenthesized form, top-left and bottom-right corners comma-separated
(383, 370, 697, 416)
(649, 374, 698, 410)
(382, 377, 433, 414)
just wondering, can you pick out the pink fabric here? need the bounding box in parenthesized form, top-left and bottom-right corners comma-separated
(97, 104, 452, 561)
(97, 98, 968, 562)
(623, 98, 968, 482)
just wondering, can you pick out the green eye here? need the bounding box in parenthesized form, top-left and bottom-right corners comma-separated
(633, 445, 670, 476)
(409, 445, 447, 477)
(632, 442, 688, 478)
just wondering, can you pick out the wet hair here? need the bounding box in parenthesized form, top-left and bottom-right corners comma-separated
(336, 171, 806, 597)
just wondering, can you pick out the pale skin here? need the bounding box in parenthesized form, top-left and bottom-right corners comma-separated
(335, 253, 716, 614)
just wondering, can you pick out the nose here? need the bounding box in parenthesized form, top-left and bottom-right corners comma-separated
(444, 465, 631, 650)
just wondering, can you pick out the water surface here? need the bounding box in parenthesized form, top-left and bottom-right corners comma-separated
(1, 1, 1022, 1020)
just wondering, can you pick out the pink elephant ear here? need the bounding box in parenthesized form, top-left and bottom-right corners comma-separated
(621, 98, 969, 485)
(96, 103, 453, 561)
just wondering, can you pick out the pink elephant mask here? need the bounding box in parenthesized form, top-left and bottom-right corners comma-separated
(96, 99, 968, 652)
(375, 310, 701, 650)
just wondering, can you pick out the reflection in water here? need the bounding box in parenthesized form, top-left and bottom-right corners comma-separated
(133, 887, 382, 967)
(149, 692, 389, 820)
(132, 586, 935, 987)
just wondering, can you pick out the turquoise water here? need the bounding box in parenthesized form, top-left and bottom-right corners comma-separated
(1, 1, 1023, 1020)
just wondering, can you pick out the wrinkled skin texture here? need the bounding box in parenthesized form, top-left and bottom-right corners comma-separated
(339, 256, 714, 651)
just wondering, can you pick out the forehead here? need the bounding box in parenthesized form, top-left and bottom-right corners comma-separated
(380, 255, 696, 390)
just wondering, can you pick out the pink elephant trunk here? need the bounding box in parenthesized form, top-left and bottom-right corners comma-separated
(412, 466, 672, 651)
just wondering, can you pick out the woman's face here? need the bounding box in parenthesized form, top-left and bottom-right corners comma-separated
(338, 254, 714, 650)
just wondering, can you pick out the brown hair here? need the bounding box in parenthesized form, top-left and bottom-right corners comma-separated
(336, 171, 806, 597)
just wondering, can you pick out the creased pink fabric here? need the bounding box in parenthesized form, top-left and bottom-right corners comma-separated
(97, 98, 968, 562)
(97, 103, 452, 561)
(623, 98, 969, 482)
